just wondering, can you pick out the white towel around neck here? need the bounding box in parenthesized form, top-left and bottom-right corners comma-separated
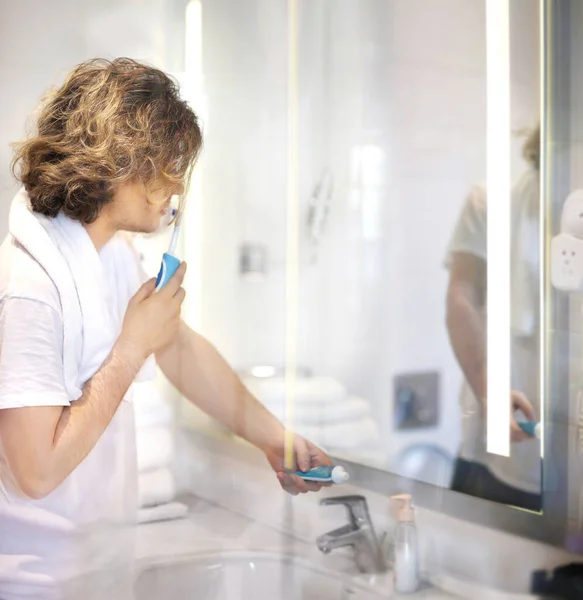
(8, 187, 155, 397)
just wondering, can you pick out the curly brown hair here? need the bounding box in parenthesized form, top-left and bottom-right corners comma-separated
(11, 58, 202, 224)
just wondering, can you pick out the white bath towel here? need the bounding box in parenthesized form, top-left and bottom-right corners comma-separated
(9, 191, 87, 399)
(135, 399, 173, 430)
(138, 501, 188, 524)
(133, 382, 174, 430)
(295, 417, 382, 451)
(242, 376, 347, 407)
(263, 396, 371, 426)
(8, 188, 156, 398)
(136, 427, 174, 473)
(138, 468, 176, 508)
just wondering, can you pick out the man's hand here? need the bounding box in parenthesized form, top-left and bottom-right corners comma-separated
(120, 262, 187, 359)
(510, 390, 537, 442)
(482, 390, 538, 443)
(264, 432, 332, 495)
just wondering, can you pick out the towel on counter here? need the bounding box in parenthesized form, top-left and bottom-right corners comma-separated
(242, 376, 347, 406)
(295, 417, 382, 451)
(138, 501, 188, 524)
(138, 467, 176, 508)
(135, 399, 173, 430)
(133, 381, 174, 430)
(135, 427, 174, 472)
(262, 396, 371, 426)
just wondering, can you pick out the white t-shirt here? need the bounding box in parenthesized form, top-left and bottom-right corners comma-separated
(0, 231, 152, 600)
(446, 169, 541, 495)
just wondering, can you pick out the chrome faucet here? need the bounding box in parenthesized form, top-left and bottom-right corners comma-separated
(316, 495, 387, 574)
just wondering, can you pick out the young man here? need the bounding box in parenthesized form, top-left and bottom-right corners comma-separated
(445, 125, 541, 510)
(0, 58, 330, 600)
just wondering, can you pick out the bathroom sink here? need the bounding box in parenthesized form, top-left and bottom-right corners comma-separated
(135, 551, 384, 600)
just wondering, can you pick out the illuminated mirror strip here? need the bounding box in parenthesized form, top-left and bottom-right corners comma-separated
(486, 0, 511, 457)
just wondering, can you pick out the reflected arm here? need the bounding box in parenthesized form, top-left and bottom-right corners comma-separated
(446, 252, 487, 405)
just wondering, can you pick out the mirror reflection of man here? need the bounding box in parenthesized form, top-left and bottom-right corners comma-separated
(445, 125, 541, 511)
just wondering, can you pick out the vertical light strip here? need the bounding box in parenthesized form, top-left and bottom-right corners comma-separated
(486, 0, 511, 456)
(184, 0, 204, 330)
(284, 0, 299, 471)
(538, 0, 547, 461)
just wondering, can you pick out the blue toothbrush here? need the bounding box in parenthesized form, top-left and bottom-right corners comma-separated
(292, 465, 349, 484)
(518, 421, 541, 439)
(155, 212, 182, 291)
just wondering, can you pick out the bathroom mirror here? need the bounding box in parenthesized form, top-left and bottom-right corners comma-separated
(174, 0, 583, 551)
(184, 0, 547, 515)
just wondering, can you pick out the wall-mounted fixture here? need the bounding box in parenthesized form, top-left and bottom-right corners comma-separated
(306, 168, 333, 263)
(393, 371, 440, 431)
(239, 242, 268, 280)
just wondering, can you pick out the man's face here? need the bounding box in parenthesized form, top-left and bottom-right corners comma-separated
(109, 180, 182, 234)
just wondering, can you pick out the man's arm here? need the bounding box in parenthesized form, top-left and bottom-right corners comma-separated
(0, 265, 186, 500)
(156, 323, 331, 493)
(0, 342, 144, 499)
(156, 323, 284, 452)
(446, 252, 487, 403)
(446, 253, 536, 442)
